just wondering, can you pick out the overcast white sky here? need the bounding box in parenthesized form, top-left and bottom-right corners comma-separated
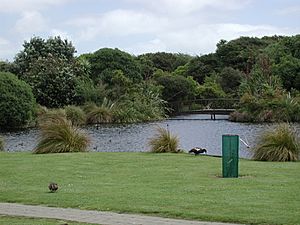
(0, 0, 299, 61)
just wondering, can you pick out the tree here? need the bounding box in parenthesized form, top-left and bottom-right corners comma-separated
(198, 76, 226, 99)
(136, 55, 155, 80)
(14, 36, 76, 76)
(0, 72, 35, 129)
(216, 36, 279, 73)
(25, 56, 81, 108)
(186, 54, 220, 84)
(273, 55, 300, 91)
(239, 55, 283, 98)
(155, 73, 197, 102)
(89, 48, 142, 83)
(140, 52, 192, 72)
(218, 67, 244, 94)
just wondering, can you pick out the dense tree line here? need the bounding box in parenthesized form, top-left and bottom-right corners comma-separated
(0, 34, 299, 128)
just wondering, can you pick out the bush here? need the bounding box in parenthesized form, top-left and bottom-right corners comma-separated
(65, 105, 86, 126)
(0, 72, 36, 129)
(148, 126, 179, 153)
(34, 113, 90, 154)
(252, 123, 300, 161)
(0, 136, 4, 151)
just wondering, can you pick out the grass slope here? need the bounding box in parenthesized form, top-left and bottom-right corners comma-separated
(0, 152, 299, 225)
(0, 215, 97, 225)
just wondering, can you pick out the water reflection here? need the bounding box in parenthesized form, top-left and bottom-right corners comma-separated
(1, 114, 299, 159)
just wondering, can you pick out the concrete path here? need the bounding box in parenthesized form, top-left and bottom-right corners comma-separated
(0, 203, 242, 225)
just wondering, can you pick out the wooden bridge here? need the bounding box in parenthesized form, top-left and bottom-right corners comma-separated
(169, 98, 239, 120)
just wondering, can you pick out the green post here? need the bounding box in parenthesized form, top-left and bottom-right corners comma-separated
(222, 135, 239, 178)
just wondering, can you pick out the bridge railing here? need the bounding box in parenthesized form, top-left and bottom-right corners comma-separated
(168, 98, 239, 113)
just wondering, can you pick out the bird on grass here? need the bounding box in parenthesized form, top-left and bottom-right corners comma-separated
(189, 147, 207, 155)
(48, 182, 58, 192)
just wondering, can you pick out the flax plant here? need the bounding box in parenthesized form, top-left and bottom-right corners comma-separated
(252, 123, 300, 161)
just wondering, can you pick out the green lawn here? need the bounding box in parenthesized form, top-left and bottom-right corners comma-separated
(0, 215, 96, 225)
(0, 152, 299, 225)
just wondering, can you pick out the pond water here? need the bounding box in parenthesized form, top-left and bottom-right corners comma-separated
(1, 114, 299, 159)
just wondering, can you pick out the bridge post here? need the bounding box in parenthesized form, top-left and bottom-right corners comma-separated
(210, 113, 216, 120)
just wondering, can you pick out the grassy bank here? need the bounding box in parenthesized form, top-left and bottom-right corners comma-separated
(0, 215, 96, 225)
(0, 152, 299, 225)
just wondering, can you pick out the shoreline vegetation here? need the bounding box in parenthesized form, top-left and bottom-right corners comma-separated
(0, 152, 299, 225)
(0, 35, 300, 131)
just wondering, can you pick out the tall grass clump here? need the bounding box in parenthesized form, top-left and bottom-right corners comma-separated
(148, 126, 179, 153)
(252, 123, 300, 161)
(64, 105, 86, 126)
(84, 99, 115, 124)
(34, 113, 90, 154)
(0, 136, 4, 151)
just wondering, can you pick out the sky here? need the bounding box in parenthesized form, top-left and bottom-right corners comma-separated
(0, 0, 300, 61)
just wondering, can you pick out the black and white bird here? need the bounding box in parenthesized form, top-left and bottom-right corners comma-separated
(48, 182, 58, 192)
(189, 147, 207, 155)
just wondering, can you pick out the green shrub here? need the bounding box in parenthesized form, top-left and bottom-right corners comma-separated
(34, 113, 90, 154)
(252, 123, 300, 161)
(0, 72, 36, 129)
(0, 136, 4, 151)
(148, 126, 179, 153)
(65, 105, 86, 126)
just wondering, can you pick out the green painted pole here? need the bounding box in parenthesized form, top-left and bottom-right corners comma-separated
(222, 135, 239, 178)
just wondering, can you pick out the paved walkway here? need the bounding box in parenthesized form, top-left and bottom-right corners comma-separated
(0, 203, 242, 225)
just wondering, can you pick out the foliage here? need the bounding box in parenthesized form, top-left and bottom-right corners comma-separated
(148, 126, 179, 153)
(197, 75, 226, 99)
(114, 85, 166, 123)
(186, 53, 220, 84)
(34, 113, 89, 154)
(75, 77, 107, 105)
(239, 55, 283, 98)
(233, 93, 300, 122)
(216, 36, 281, 73)
(14, 36, 76, 76)
(272, 55, 300, 91)
(0, 72, 36, 129)
(218, 67, 244, 94)
(24, 56, 81, 108)
(84, 99, 115, 124)
(105, 70, 133, 100)
(89, 48, 142, 83)
(140, 52, 192, 72)
(0, 61, 17, 74)
(252, 123, 300, 161)
(64, 105, 86, 126)
(136, 55, 155, 80)
(0, 136, 4, 151)
(263, 35, 300, 91)
(155, 73, 197, 102)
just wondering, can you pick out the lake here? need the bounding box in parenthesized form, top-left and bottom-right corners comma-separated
(1, 114, 299, 159)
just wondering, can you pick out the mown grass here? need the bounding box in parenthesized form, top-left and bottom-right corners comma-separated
(0, 152, 299, 225)
(0, 215, 97, 225)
